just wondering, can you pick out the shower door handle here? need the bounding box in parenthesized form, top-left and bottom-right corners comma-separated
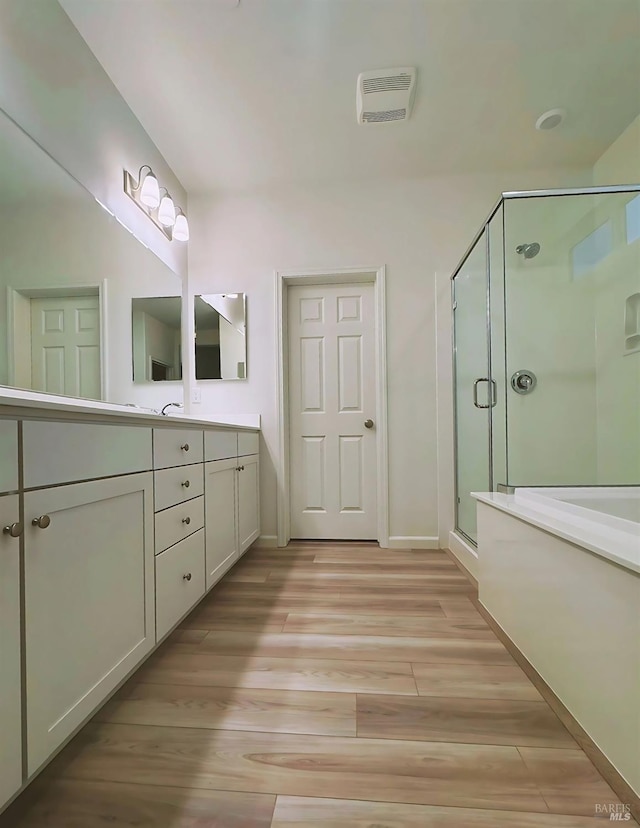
(473, 378, 496, 409)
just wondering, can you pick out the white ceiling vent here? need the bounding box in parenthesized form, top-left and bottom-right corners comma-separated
(356, 67, 417, 125)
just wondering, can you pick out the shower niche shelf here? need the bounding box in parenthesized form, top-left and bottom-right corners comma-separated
(624, 292, 640, 355)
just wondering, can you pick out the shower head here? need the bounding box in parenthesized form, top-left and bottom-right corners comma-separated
(515, 242, 541, 259)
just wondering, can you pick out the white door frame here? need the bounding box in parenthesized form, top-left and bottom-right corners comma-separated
(6, 281, 109, 401)
(275, 266, 389, 548)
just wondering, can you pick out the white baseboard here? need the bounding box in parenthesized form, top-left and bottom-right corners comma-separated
(447, 530, 478, 578)
(255, 535, 278, 548)
(386, 536, 440, 550)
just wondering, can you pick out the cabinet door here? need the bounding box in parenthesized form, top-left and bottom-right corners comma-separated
(0, 420, 18, 493)
(24, 473, 154, 775)
(238, 453, 260, 554)
(204, 458, 238, 589)
(0, 494, 22, 806)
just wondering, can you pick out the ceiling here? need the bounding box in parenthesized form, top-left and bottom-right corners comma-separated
(59, 0, 640, 195)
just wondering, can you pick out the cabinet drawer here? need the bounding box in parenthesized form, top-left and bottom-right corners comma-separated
(155, 529, 205, 641)
(155, 495, 204, 554)
(23, 421, 152, 489)
(154, 464, 204, 512)
(0, 420, 18, 493)
(204, 429, 238, 461)
(238, 431, 259, 457)
(153, 428, 204, 469)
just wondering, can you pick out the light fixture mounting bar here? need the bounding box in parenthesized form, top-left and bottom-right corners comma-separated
(123, 169, 172, 240)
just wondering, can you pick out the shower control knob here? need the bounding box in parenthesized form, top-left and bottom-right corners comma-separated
(511, 370, 537, 395)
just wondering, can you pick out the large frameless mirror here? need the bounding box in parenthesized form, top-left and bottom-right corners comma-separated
(194, 293, 247, 380)
(131, 297, 182, 382)
(0, 107, 181, 404)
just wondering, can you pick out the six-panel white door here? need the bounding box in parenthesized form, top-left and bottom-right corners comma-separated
(30, 295, 101, 399)
(288, 283, 377, 539)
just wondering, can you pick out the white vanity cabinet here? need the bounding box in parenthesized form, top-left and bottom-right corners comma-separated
(0, 408, 260, 816)
(204, 429, 260, 588)
(0, 493, 22, 806)
(24, 473, 155, 775)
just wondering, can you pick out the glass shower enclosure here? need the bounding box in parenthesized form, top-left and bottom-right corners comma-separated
(453, 186, 640, 545)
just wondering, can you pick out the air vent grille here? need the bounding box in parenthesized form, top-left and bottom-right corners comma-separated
(356, 67, 417, 125)
(362, 109, 407, 123)
(362, 75, 412, 94)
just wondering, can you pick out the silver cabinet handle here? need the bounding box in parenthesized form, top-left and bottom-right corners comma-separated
(180, 443, 190, 452)
(181, 480, 190, 488)
(3, 522, 23, 538)
(182, 516, 191, 525)
(364, 419, 374, 429)
(183, 572, 192, 581)
(473, 378, 496, 409)
(32, 515, 51, 529)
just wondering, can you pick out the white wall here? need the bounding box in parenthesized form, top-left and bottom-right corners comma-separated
(189, 167, 591, 543)
(0, 0, 187, 278)
(593, 114, 640, 185)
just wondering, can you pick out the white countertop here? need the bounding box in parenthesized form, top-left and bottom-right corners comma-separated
(0, 388, 260, 431)
(472, 491, 640, 575)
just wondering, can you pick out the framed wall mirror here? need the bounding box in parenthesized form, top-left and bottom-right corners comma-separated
(195, 293, 247, 380)
(132, 297, 182, 382)
(0, 106, 181, 405)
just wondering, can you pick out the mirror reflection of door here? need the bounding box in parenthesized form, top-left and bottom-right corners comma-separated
(9, 288, 102, 400)
(194, 293, 247, 380)
(131, 297, 182, 382)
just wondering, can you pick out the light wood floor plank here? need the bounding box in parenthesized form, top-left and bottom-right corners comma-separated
(137, 652, 419, 695)
(179, 608, 288, 632)
(0, 779, 274, 828)
(97, 683, 356, 737)
(197, 630, 515, 665)
(356, 694, 578, 748)
(270, 796, 613, 827)
(283, 613, 492, 638)
(413, 663, 543, 701)
(518, 747, 624, 817)
(56, 723, 549, 812)
(205, 593, 450, 615)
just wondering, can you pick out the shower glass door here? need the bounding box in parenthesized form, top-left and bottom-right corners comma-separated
(453, 229, 492, 544)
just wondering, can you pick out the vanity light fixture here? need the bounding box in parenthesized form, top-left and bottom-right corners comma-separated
(173, 208, 190, 242)
(123, 165, 189, 242)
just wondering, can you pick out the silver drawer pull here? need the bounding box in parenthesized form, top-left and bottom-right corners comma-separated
(3, 522, 23, 538)
(182, 516, 191, 525)
(32, 515, 51, 529)
(183, 572, 192, 581)
(180, 443, 190, 452)
(181, 480, 190, 488)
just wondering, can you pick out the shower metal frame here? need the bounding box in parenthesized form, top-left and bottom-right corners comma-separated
(450, 184, 640, 547)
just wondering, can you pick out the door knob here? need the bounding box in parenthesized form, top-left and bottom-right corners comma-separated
(32, 515, 51, 529)
(364, 419, 374, 429)
(3, 522, 23, 538)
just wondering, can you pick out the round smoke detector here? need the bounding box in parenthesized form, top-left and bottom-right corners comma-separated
(535, 108, 565, 130)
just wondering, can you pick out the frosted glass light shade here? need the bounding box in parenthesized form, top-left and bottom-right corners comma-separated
(139, 171, 160, 208)
(173, 212, 190, 241)
(158, 194, 176, 227)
